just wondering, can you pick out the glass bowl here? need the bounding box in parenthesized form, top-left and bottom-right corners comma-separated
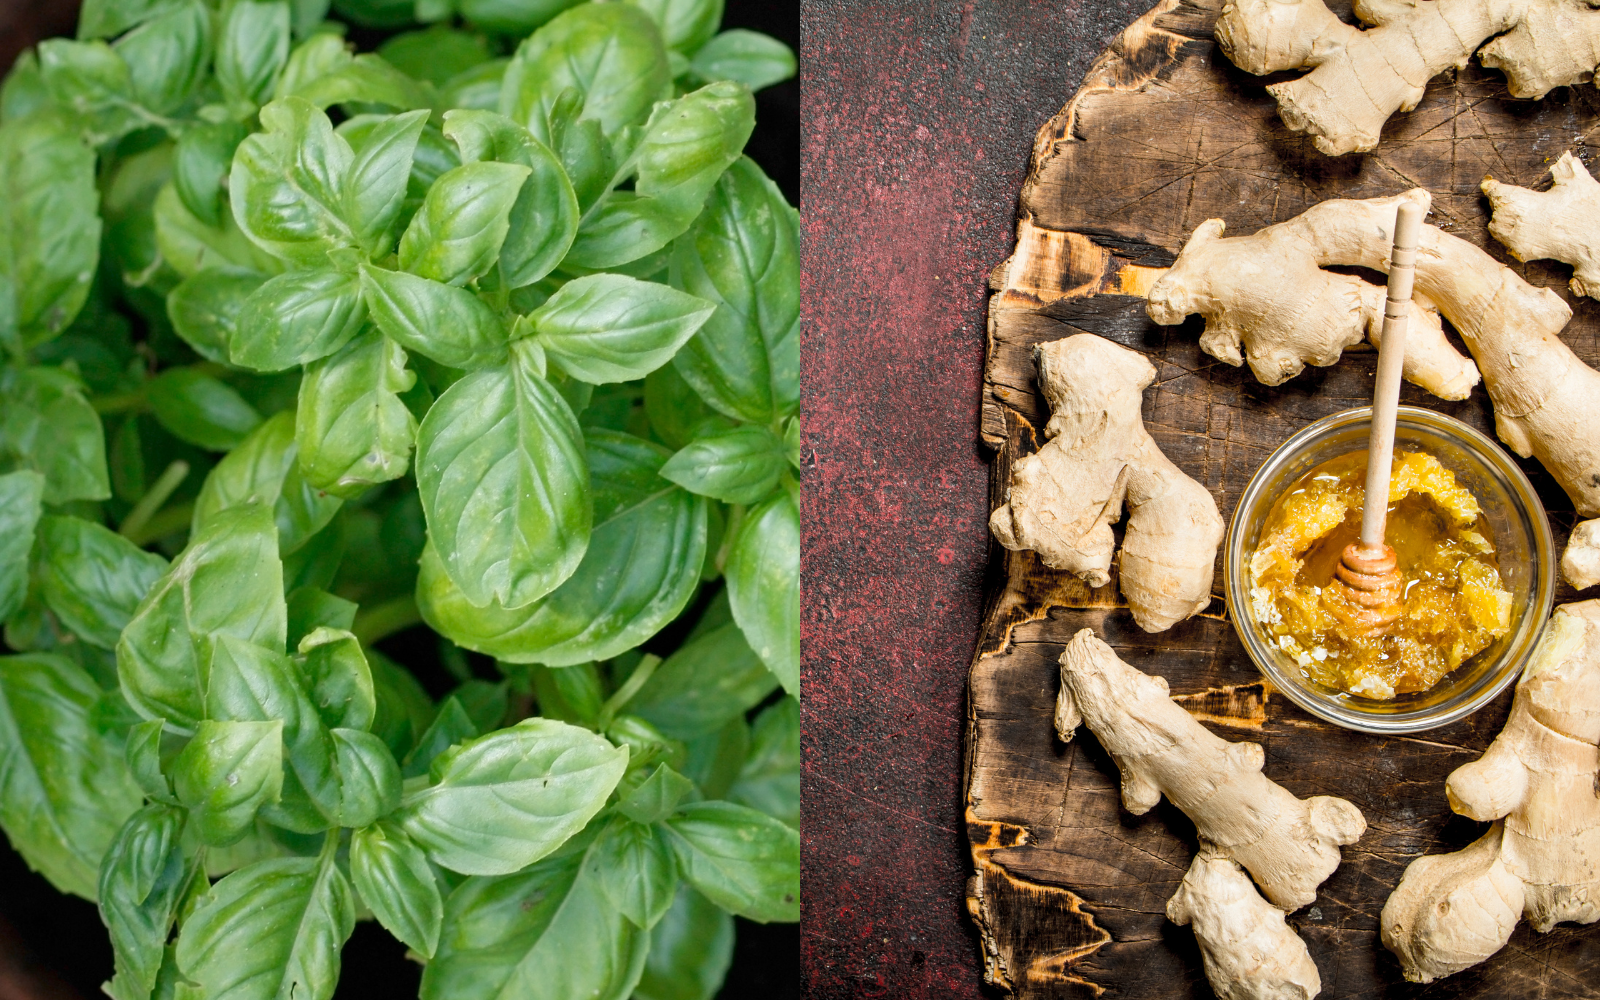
(1224, 406, 1554, 733)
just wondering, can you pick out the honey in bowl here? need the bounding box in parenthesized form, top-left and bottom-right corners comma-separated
(1248, 450, 1513, 700)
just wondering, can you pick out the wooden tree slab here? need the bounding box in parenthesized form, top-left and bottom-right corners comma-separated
(964, 1, 1600, 997)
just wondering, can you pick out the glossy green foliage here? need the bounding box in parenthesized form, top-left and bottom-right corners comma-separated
(98, 804, 196, 1000)
(691, 29, 797, 90)
(295, 328, 417, 496)
(664, 800, 798, 922)
(170, 719, 284, 845)
(502, 3, 669, 140)
(146, 367, 263, 451)
(635, 887, 734, 1000)
(660, 424, 785, 504)
(35, 515, 169, 648)
(0, 114, 100, 349)
(0, 366, 109, 504)
(727, 490, 799, 695)
(192, 412, 343, 555)
(0, 472, 43, 622)
(350, 820, 443, 958)
(728, 696, 797, 828)
(530, 274, 714, 384)
(0, 653, 143, 898)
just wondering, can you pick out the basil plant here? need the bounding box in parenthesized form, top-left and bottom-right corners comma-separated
(0, 0, 797, 996)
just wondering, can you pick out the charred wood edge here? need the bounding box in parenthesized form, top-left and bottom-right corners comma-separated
(965, 0, 1227, 995)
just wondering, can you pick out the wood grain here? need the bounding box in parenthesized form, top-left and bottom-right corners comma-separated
(964, 0, 1600, 996)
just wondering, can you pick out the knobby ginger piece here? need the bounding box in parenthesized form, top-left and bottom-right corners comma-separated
(1561, 519, 1600, 591)
(1483, 152, 1600, 300)
(1214, 0, 1600, 155)
(989, 335, 1224, 632)
(1056, 629, 1364, 999)
(1381, 601, 1600, 982)
(1146, 196, 1480, 399)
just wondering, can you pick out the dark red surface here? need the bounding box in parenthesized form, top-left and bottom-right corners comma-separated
(800, 1, 1153, 996)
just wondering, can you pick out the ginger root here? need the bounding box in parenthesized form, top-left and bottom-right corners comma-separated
(1381, 601, 1600, 982)
(1561, 519, 1600, 592)
(1215, 0, 1600, 155)
(989, 335, 1224, 632)
(1146, 198, 1480, 399)
(1057, 629, 1364, 999)
(1483, 152, 1600, 301)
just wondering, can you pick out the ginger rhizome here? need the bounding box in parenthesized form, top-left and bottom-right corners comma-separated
(1057, 629, 1366, 1000)
(989, 335, 1224, 632)
(1381, 600, 1600, 982)
(1214, 0, 1600, 155)
(1483, 152, 1600, 301)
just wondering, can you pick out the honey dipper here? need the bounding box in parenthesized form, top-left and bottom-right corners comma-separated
(1332, 201, 1424, 634)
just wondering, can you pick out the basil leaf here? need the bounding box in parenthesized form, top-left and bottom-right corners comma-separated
(727, 490, 798, 696)
(146, 367, 263, 451)
(216, 0, 290, 112)
(690, 30, 796, 91)
(399, 717, 627, 875)
(630, 619, 776, 739)
(421, 844, 650, 999)
(0, 50, 49, 124)
(664, 800, 797, 923)
(369, 649, 434, 763)
(680, 715, 745, 800)
(659, 424, 784, 504)
(35, 514, 169, 649)
(359, 264, 508, 370)
(167, 268, 264, 364)
(728, 696, 797, 828)
(0, 472, 43, 623)
(531, 274, 713, 384)
(0, 652, 144, 899)
(171, 719, 285, 846)
(0, 366, 109, 504)
(635, 886, 734, 1000)
(527, 663, 605, 727)
(401, 696, 476, 779)
(415, 351, 591, 610)
(503, 3, 668, 140)
(378, 26, 490, 86)
(123, 719, 174, 805)
(627, 0, 721, 55)
(397, 161, 530, 286)
(342, 108, 429, 256)
(417, 431, 705, 665)
(174, 853, 355, 1000)
(156, 183, 282, 280)
(543, 88, 616, 213)
(99, 804, 198, 1000)
(118, 504, 287, 731)
(296, 627, 375, 732)
(329, 727, 402, 828)
(111, 1, 211, 115)
(0, 114, 100, 347)
(285, 587, 357, 649)
(643, 362, 731, 450)
(78, 0, 181, 39)
(191, 411, 344, 556)
(35, 39, 142, 145)
(273, 31, 352, 100)
(457, 0, 580, 34)
(232, 267, 367, 372)
(618, 762, 695, 826)
(295, 328, 418, 498)
(231, 97, 356, 266)
(350, 820, 442, 958)
(291, 54, 430, 112)
(670, 157, 797, 423)
(592, 816, 678, 930)
(441, 58, 508, 112)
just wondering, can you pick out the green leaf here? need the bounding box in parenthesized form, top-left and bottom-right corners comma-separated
(618, 762, 695, 825)
(690, 30, 796, 91)
(643, 362, 731, 450)
(291, 54, 431, 112)
(330, 727, 402, 828)
(99, 805, 198, 1000)
(191, 411, 344, 555)
(156, 183, 283, 280)
(118, 504, 286, 731)
(286, 587, 357, 649)
(378, 26, 490, 86)
(0, 652, 143, 899)
(542, 89, 615, 213)
(343, 109, 430, 256)
(273, 31, 352, 100)
(0, 367, 109, 504)
(417, 431, 705, 665)
(728, 696, 797, 828)
(592, 816, 677, 930)
(680, 716, 745, 800)
(727, 491, 798, 696)
(502, 3, 669, 139)
(231, 268, 367, 372)
(368, 649, 434, 762)
(457, 0, 582, 34)
(399, 717, 626, 875)
(216, 0, 290, 112)
(634, 886, 734, 1000)
(0, 114, 100, 346)
(171, 719, 285, 846)
(0, 50, 50, 123)
(295, 327, 418, 498)
(421, 842, 650, 1000)
(397, 161, 530, 286)
(670, 157, 796, 423)
(659, 424, 784, 504)
(174, 122, 247, 229)
(441, 58, 509, 112)
(0, 472, 43, 623)
(36, 39, 142, 145)
(442, 110, 578, 289)
(230, 97, 356, 267)
(174, 853, 355, 1000)
(350, 820, 442, 958)
(167, 268, 264, 364)
(112, 2, 211, 115)
(400, 696, 475, 779)
(359, 264, 508, 370)
(626, 0, 721, 54)
(664, 800, 797, 923)
(296, 627, 375, 732)
(146, 368, 263, 451)
(531, 274, 713, 384)
(415, 350, 591, 610)
(78, 0, 183, 39)
(35, 514, 169, 649)
(630, 618, 776, 740)
(527, 663, 605, 726)
(124, 718, 174, 804)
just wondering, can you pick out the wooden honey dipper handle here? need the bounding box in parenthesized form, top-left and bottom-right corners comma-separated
(1336, 201, 1424, 635)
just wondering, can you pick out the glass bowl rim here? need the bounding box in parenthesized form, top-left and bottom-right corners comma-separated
(1223, 405, 1555, 734)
